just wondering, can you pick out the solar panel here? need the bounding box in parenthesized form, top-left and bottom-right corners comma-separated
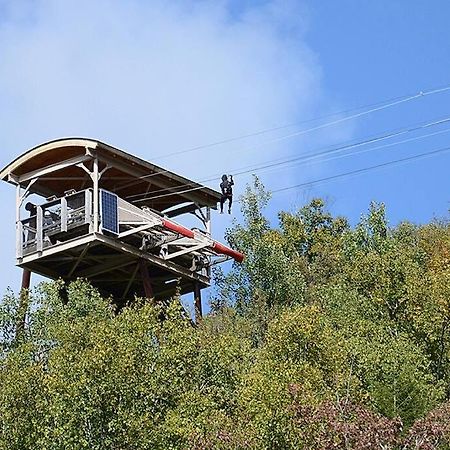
(100, 190, 118, 234)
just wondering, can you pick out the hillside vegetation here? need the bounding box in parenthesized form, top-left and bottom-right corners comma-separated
(1, 179, 449, 449)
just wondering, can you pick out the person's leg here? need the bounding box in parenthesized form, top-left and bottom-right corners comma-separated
(220, 195, 225, 213)
(228, 194, 232, 214)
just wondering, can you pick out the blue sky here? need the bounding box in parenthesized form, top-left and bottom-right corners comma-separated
(0, 0, 449, 299)
(300, 0, 450, 224)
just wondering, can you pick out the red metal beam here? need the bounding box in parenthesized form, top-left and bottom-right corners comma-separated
(212, 241, 244, 263)
(162, 219, 195, 238)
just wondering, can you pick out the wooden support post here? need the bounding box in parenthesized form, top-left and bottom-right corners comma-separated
(16, 194, 35, 338)
(21, 269, 31, 290)
(61, 196, 68, 232)
(139, 259, 154, 300)
(206, 207, 211, 236)
(85, 189, 93, 230)
(15, 184, 21, 259)
(194, 281, 202, 323)
(36, 205, 43, 252)
(93, 156, 99, 233)
(16, 269, 31, 341)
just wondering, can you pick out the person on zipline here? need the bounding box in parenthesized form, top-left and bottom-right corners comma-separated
(220, 174, 234, 214)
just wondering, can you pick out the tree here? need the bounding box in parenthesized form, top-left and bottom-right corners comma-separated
(2, 180, 450, 448)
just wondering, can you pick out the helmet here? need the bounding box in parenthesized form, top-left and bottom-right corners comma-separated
(221, 174, 228, 181)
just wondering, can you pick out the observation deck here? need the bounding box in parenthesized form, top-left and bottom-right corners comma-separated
(0, 138, 243, 308)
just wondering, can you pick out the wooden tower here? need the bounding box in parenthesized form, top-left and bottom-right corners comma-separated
(0, 138, 243, 315)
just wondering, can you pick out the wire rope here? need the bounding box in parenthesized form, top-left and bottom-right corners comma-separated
(129, 116, 450, 202)
(151, 84, 450, 161)
(118, 83, 450, 192)
(270, 146, 450, 195)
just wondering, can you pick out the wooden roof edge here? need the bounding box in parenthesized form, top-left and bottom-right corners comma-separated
(0, 138, 98, 182)
(0, 137, 222, 204)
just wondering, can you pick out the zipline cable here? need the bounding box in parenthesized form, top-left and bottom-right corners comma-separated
(217, 118, 450, 178)
(151, 83, 450, 161)
(270, 146, 450, 195)
(129, 116, 450, 202)
(116, 83, 450, 193)
(243, 127, 450, 178)
(135, 144, 450, 203)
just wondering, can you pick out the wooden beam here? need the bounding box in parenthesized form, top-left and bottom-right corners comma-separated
(163, 202, 197, 218)
(77, 256, 135, 278)
(18, 155, 91, 183)
(122, 263, 140, 299)
(87, 255, 138, 278)
(19, 263, 62, 280)
(67, 243, 91, 277)
(18, 234, 98, 265)
(95, 233, 210, 285)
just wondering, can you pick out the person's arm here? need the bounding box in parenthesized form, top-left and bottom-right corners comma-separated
(229, 175, 234, 186)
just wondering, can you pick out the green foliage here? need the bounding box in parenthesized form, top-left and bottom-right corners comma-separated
(0, 281, 255, 449)
(238, 304, 358, 449)
(1, 177, 449, 448)
(215, 178, 449, 442)
(320, 285, 444, 425)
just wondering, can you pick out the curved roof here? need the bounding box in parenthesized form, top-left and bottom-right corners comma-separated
(1, 138, 221, 212)
(0, 138, 97, 180)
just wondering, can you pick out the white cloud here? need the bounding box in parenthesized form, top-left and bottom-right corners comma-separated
(0, 0, 328, 292)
